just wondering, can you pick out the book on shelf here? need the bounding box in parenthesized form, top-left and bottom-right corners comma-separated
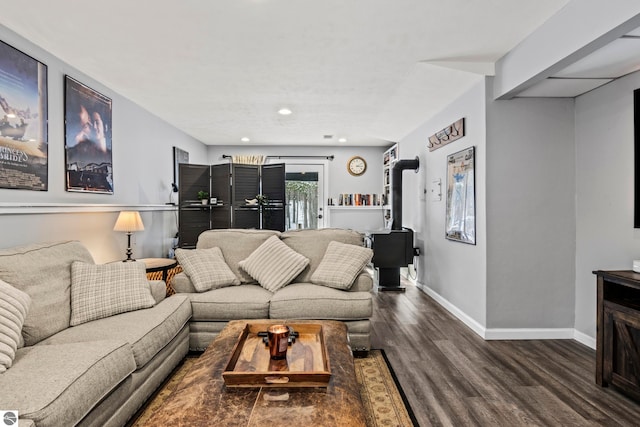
(329, 193, 383, 206)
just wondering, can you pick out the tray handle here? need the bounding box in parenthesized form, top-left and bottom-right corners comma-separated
(265, 376, 290, 384)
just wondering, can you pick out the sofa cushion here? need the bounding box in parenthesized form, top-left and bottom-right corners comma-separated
(70, 261, 156, 326)
(270, 283, 372, 320)
(40, 295, 191, 369)
(187, 285, 272, 321)
(280, 229, 364, 283)
(310, 241, 373, 290)
(0, 241, 95, 346)
(239, 235, 309, 292)
(0, 279, 31, 373)
(175, 247, 240, 292)
(196, 229, 281, 283)
(0, 340, 135, 427)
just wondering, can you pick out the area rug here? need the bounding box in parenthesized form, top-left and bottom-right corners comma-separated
(356, 350, 416, 427)
(130, 349, 415, 427)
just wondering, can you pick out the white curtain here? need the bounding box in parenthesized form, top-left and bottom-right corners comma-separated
(231, 155, 265, 165)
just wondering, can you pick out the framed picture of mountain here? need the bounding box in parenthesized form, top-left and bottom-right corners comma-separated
(0, 39, 48, 191)
(64, 75, 113, 193)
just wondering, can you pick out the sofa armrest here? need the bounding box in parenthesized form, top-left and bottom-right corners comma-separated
(171, 272, 197, 293)
(149, 280, 167, 303)
(349, 269, 373, 292)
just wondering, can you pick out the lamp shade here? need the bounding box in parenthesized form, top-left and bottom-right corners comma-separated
(113, 211, 145, 232)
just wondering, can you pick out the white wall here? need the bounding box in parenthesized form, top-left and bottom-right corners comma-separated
(396, 77, 577, 338)
(486, 86, 576, 329)
(397, 79, 488, 330)
(574, 70, 640, 339)
(0, 24, 207, 261)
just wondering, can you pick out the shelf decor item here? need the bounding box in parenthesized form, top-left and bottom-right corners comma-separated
(197, 190, 209, 204)
(445, 146, 475, 244)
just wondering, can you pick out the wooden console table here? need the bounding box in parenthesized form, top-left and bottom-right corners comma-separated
(594, 270, 640, 400)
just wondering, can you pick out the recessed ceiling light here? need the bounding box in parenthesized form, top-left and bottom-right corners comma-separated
(241, 137, 250, 142)
(338, 138, 347, 143)
(278, 108, 292, 115)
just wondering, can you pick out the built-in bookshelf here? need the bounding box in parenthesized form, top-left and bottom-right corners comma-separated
(383, 143, 398, 227)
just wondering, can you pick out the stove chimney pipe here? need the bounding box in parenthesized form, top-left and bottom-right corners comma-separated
(391, 157, 419, 230)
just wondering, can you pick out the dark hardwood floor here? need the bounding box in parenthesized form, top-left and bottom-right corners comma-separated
(370, 281, 640, 426)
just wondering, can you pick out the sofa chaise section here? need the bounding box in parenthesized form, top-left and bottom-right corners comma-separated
(0, 241, 192, 427)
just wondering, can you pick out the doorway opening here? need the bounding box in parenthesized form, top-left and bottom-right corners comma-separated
(284, 163, 326, 230)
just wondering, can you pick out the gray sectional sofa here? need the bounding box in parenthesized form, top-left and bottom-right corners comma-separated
(0, 229, 373, 427)
(172, 228, 374, 352)
(0, 241, 191, 427)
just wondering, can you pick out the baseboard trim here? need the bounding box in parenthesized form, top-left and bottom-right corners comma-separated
(416, 282, 596, 348)
(573, 329, 596, 349)
(484, 328, 575, 340)
(415, 281, 487, 338)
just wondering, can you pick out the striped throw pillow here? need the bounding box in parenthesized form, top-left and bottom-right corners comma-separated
(0, 279, 31, 372)
(239, 235, 309, 292)
(70, 261, 156, 326)
(175, 247, 240, 292)
(310, 241, 373, 290)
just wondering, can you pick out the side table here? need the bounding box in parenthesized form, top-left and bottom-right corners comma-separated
(139, 258, 178, 282)
(139, 258, 181, 296)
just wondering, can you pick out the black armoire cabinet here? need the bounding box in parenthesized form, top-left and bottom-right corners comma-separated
(178, 163, 285, 248)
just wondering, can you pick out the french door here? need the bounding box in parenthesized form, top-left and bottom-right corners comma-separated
(284, 163, 326, 230)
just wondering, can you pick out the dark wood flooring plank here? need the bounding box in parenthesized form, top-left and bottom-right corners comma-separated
(370, 281, 640, 426)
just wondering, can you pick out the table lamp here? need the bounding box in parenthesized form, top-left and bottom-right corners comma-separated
(113, 211, 145, 261)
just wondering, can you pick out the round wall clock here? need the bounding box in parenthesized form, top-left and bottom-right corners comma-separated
(347, 156, 367, 176)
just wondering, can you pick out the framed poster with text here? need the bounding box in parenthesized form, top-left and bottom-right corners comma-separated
(0, 40, 48, 191)
(64, 75, 113, 193)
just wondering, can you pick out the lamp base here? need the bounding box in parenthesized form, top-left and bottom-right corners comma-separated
(122, 232, 136, 262)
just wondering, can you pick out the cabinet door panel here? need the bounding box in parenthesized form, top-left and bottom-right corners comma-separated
(604, 302, 640, 396)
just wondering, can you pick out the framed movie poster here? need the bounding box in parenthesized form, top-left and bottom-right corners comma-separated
(0, 40, 48, 191)
(64, 76, 113, 193)
(445, 146, 476, 244)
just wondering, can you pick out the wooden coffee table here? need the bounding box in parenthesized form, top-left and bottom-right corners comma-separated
(146, 320, 367, 426)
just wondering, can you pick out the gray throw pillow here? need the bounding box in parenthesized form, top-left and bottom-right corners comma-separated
(0, 241, 95, 346)
(70, 261, 155, 326)
(310, 241, 373, 290)
(175, 247, 240, 292)
(0, 279, 31, 372)
(239, 235, 309, 292)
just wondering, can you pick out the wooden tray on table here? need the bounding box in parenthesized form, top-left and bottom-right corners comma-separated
(222, 322, 331, 388)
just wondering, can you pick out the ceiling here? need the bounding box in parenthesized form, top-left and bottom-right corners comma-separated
(0, 0, 570, 146)
(517, 27, 640, 97)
